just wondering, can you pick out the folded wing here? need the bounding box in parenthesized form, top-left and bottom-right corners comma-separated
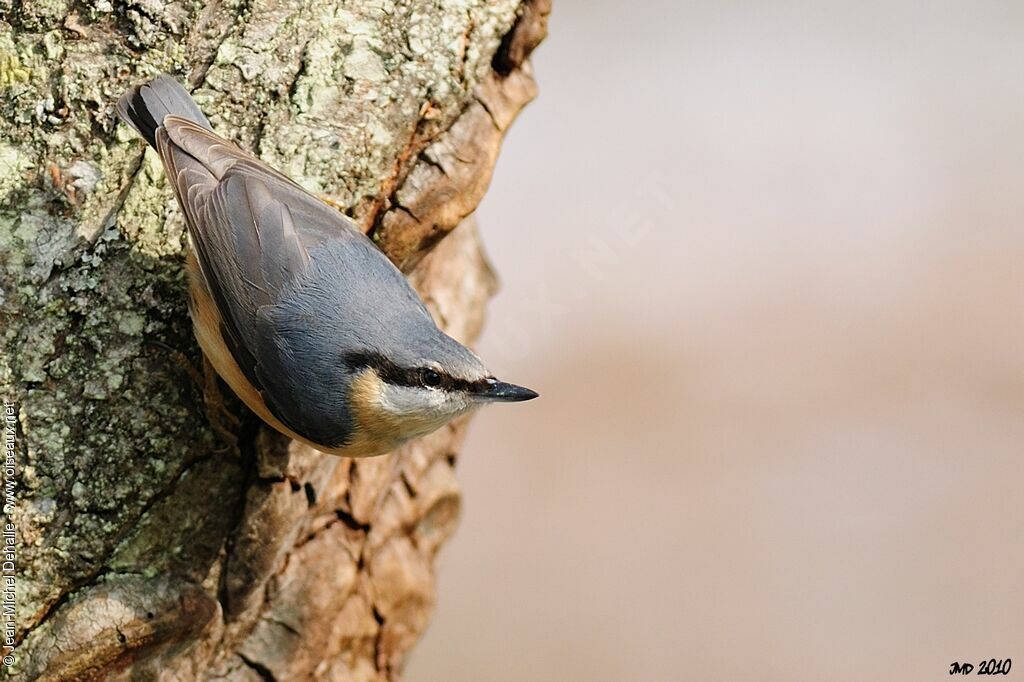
(154, 116, 364, 409)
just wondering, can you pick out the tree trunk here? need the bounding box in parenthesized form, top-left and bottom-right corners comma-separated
(0, 0, 547, 678)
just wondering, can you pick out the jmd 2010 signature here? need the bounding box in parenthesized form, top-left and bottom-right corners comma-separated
(950, 659, 1012, 676)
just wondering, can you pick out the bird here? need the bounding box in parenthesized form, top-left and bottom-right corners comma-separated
(116, 74, 537, 457)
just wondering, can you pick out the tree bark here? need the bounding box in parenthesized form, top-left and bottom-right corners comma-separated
(0, 0, 547, 679)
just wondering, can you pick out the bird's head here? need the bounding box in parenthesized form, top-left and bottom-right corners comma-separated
(342, 334, 537, 453)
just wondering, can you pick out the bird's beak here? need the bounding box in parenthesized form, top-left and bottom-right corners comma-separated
(474, 378, 539, 402)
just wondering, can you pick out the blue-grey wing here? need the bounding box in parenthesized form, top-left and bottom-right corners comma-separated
(155, 117, 375, 436)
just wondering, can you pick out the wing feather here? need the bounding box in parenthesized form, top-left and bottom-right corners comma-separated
(152, 118, 365, 399)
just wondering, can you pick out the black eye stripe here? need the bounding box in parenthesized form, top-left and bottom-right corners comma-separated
(344, 351, 489, 393)
(344, 351, 419, 386)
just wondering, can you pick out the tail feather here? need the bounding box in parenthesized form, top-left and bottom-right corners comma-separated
(116, 75, 212, 148)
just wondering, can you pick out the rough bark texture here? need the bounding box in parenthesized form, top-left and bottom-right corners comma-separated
(0, 0, 547, 678)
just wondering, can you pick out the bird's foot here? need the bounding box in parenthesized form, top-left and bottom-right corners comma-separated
(144, 339, 241, 456)
(202, 356, 241, 457)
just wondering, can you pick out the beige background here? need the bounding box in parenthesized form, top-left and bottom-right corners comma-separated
(410, 1, 1024, 680)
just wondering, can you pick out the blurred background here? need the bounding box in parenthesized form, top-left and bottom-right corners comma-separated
(411, 1, 1024, 680)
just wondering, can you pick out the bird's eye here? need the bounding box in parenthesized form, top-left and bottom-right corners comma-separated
(421, 369, 442, 388)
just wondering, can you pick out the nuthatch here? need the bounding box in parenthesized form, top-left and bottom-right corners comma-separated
(117, 75, 537, 457)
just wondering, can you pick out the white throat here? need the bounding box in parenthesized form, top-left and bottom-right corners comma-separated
(378, 383, 475, 437)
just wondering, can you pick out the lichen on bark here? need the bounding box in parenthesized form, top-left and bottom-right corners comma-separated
(0, 0, 547, 678)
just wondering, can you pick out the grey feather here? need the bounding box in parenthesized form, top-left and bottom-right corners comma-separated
(117, 75, 211, 148)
